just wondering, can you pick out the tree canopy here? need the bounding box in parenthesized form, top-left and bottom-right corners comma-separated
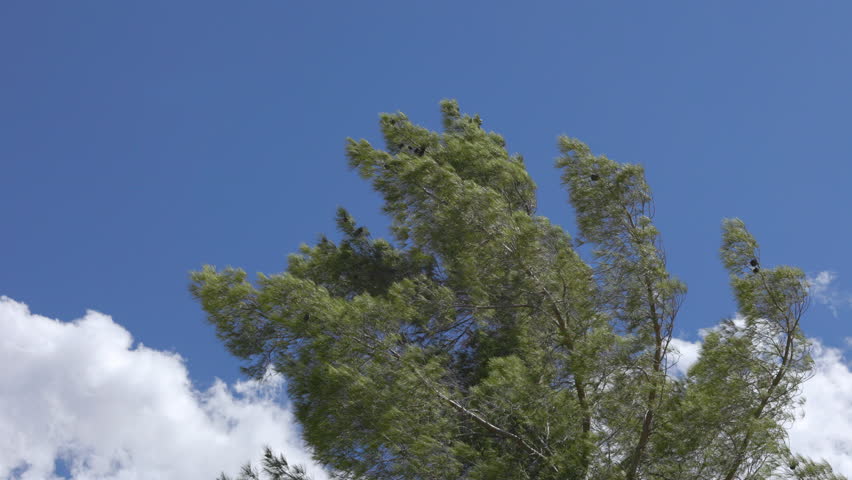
(192, 101, 842, 480)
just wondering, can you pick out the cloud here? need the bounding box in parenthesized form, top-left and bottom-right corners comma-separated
(807, 270, 852, 317)
(787, 341, 852, 474)
(0, 296, 328, 480)
(667, 337, 701, 376)
(4, 295, 852, 479)
(667, 316, 744, 377)
(672, 332, 852, 477)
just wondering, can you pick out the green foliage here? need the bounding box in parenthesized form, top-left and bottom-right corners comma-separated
(218, 446, 313, 480)
(195, 101, 842, 480)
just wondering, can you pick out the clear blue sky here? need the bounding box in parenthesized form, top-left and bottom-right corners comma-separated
(3, 1, 852, 387)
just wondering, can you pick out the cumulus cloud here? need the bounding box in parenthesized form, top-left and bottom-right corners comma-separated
(672, 332, 852, 477)
(0, 296, 328, 480)
(788, 341, 852, 474)
(667, 337, 701, 376)
(4, 294, 852, 479)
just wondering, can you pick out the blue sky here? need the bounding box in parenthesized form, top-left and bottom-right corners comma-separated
(3, 2, 852, 476)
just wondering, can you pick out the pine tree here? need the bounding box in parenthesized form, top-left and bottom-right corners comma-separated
(192, 101, 843, 480)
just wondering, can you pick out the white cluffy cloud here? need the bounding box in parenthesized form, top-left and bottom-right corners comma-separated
(0, 296, 328, 480)
(671, 335, 852, 477)
(4, 295, 852, 479)
(667, 337, 701, 376)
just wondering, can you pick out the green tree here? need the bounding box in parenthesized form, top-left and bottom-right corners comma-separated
(192, 101, 842, 480)
(218, 447, 313, 480)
